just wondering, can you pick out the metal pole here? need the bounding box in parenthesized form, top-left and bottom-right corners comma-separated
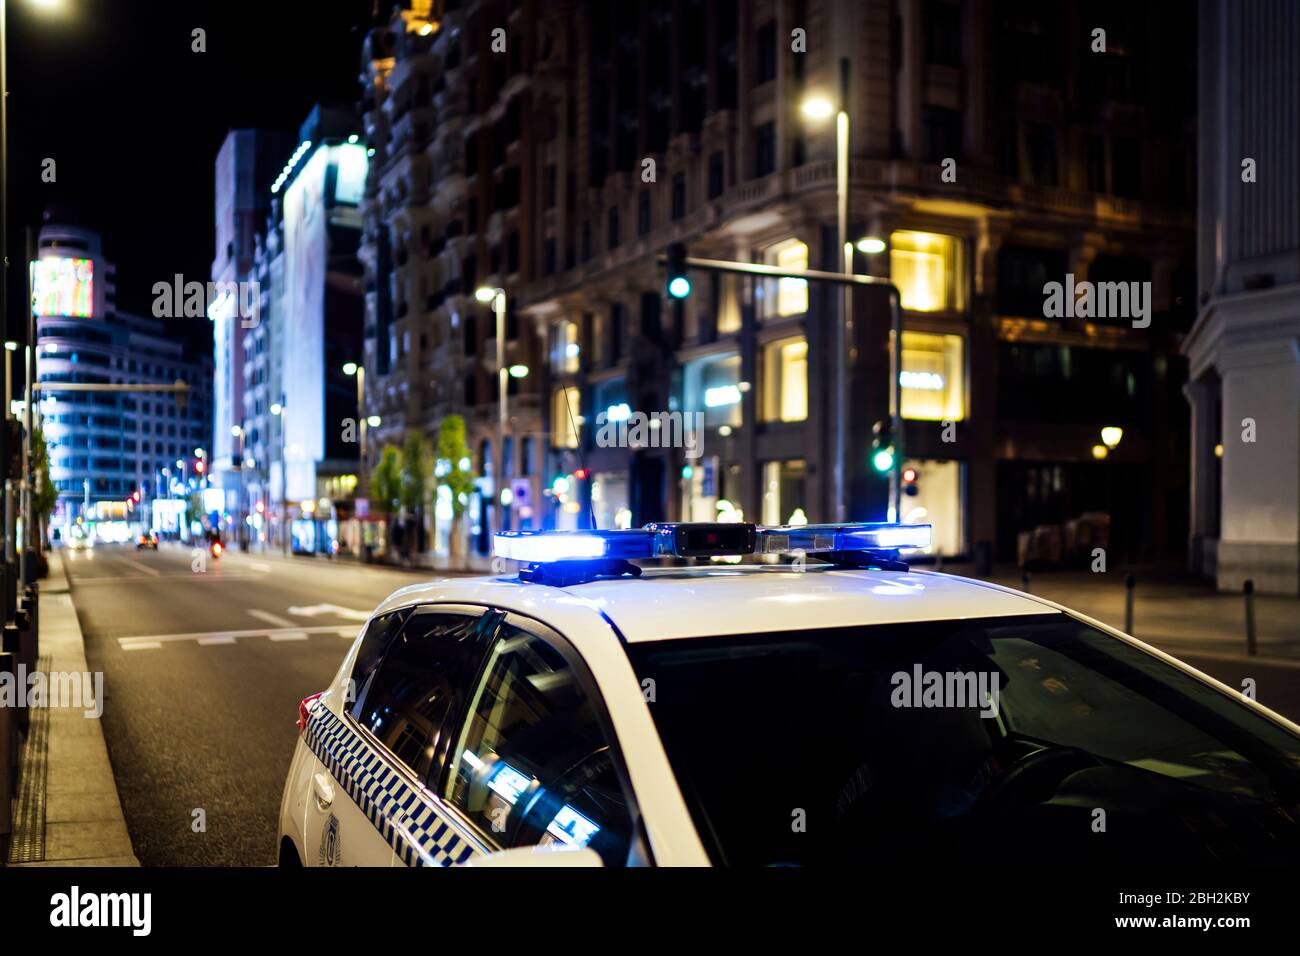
(280, 402, 288, 557)
(495, 291, 507, 537)
(1, 0, 11, 619)
(890, 291, 902, 519)
(1124, 574, 1135, 635)
(834, 56, 849, 524)
(22, 227, 32, 584)
(357, 365, 366, 467)
(1244, 579, 1256, 656)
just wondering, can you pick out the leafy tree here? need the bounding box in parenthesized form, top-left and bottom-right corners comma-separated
(399, 431, 433, 558)
(371, 444, 403, 555)
(31, 426, 58, 536)
(436, 415, 477, 565)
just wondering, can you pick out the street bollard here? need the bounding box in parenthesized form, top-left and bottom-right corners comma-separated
(1124, 574, 1135, 636)
(23, 586, 38, 664)
(1244, 579, 1257, 656)
(1020, 571, 1031, 594)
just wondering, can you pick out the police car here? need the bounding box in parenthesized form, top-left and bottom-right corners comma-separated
(278, 521, 1300, 867)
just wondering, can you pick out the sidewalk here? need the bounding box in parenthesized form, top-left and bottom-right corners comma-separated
(7, 550, 138, 866)
(939, 561, 1300, 661)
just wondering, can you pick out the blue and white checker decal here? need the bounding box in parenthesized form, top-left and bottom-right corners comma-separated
(304, 704, 479, 867)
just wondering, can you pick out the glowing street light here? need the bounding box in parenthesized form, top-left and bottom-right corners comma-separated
(856, 237, 887, 255)
(1100, 426, 1123, 449)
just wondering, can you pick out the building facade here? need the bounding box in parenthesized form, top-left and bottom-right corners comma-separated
(210, 129, 292, 532)
(1184, 0, 1300, 595)
(35, 220, 212, 537)
(361, 0, 1197, 568)
(235, 106, 368, 554)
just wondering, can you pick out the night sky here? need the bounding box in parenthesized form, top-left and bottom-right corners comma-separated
(3, 0, 377, 351)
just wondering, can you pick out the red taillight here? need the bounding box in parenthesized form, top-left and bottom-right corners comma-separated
(212, 542, 223, 556)
(297, 692, 325, 733)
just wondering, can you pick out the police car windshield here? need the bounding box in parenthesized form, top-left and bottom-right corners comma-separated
(627, 613, 1300, 867)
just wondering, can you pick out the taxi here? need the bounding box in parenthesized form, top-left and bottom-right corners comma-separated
(277, 522, 1300, 867)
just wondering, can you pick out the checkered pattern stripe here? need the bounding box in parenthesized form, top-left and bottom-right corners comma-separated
(305, 705, 478, 868)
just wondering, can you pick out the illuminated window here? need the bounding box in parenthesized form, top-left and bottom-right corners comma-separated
(890, 230, 963, 312)
(899, 331, 965, 421)
(552, 319, 579, 374)
(761, 459, 808, 526)
(551, 387, 580, 448)
(761, 335, 808, 422)
(760, 239, 809, 319)
(717, 274, 742, 333)
(899, 458, 963, 556)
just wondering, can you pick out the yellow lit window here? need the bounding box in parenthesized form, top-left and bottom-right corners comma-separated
(717, 274, 742, 333)
(761, 336, 808, 422)
(890, 230, 962, 312)
(551, 387, 581, 448)
(899, 331, 965, 421)
(761, 239, 809, 318)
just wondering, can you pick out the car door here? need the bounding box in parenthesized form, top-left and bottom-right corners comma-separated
(437, 613, 649, 866)
(302, 605, 496, 866)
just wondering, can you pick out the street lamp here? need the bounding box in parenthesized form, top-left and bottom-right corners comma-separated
(475, 285, 508, 537)
(801, 57, 855, 522)
(343, 362, 367, 469)
(271, 398, 287, 555)
(1101, 426, 1123, 450)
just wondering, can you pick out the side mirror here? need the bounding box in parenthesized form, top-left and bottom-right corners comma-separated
(463, 844, 604, 868)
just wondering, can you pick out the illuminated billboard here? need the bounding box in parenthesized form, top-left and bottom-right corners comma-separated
(33, 257, 94, 317)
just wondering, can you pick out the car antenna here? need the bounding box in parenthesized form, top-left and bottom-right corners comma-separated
(562, 383, 599, 530)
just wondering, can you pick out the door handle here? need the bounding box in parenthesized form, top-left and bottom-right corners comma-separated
(312, 772, 335, 811)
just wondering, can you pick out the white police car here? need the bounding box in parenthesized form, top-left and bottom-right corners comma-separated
(278, 522, 1300, 867)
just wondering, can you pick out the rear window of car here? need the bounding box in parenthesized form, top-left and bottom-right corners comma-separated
(347, 609, 409, 717)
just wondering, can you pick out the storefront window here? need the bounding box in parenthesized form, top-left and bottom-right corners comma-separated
(761, 336, 808, 422)
(551, 387, 581, 448)
(682, 352, 743, 429)
(900, 458, 963, 556)
(760, 238, 809, 319)
(890, 230, 963, 313)
(591, 473, 631, 530)
(761, 460, 808, 526)
(717, 274, 742, 333)
(899, 331, 965, 421)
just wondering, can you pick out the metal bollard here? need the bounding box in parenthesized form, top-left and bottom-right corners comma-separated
(1020, 571, 1031, 594)
(1124, 574, 1135, 635)
(1244, 579, 1257, 656)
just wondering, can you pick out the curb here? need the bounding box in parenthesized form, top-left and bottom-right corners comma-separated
(9, 550, 139, 867)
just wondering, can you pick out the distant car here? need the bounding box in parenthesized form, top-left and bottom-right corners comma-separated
(136, 532, 158, 550)
(278, 521, 1300, 868)
(67, 528, 93, 551)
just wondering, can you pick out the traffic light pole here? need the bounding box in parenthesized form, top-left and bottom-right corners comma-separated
(658, 252, 903, 521)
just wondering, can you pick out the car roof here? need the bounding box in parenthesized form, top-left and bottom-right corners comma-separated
(374, 565, 1058, 644)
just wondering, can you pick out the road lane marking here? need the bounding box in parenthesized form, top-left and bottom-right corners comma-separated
(115, 624, 362, 650)
(68, 572, 265, 584)
(249, 562, 272, 573)
(119, 557, 162, 576)
(287, 603, 371, 621)
(269, 632, 309, 642)
(248, 609, 298, 629)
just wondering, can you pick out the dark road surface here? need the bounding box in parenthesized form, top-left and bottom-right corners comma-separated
(68, 543, 440, 866)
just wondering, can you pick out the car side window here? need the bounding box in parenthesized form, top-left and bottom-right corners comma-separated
(347, 609, 408, 718)
(443, 620, 635, 865)
(354, 609, 492, 782)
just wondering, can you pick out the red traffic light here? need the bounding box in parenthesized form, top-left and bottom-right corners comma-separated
(195, 460, 206, 474)
(902, 467, 918, 483)
(574, 468, 588, 480)
(132, 490, 141, 502)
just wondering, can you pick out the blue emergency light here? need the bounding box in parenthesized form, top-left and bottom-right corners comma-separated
(495, 521, 932, 584)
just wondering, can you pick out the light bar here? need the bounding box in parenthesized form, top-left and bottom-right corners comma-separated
(494, 521, 931, 566)
(756, 523, 931, 555)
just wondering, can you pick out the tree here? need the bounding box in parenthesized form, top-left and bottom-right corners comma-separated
(371, 444, 403, 557)
(436, 415, 477, 566)
(31, 427, 58, 543)
(400, 431, 433, 559)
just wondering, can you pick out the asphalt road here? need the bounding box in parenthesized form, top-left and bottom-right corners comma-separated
(68, 542, 442, 866)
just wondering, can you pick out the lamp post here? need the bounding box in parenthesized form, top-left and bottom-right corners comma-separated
(802, 57, 852, 522)
(475, 285, 507, 538)
(271, 398, 286, 556)
(231, 424, 246, 550)
(342, 362, 367, 469)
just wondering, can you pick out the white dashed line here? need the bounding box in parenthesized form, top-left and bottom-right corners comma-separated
(248, 609, 298, 629)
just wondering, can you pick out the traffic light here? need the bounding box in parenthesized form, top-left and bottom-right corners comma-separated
(871, 420, 894, 474)
(903, 466, 919, 496)
(195, 459, 206, 475)
(665, 242, 691, 299)
(132, 490, 141, 503)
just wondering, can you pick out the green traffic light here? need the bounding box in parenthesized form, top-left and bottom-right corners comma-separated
(872, 448, 895, 473)
(668, 276, 691, 299)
